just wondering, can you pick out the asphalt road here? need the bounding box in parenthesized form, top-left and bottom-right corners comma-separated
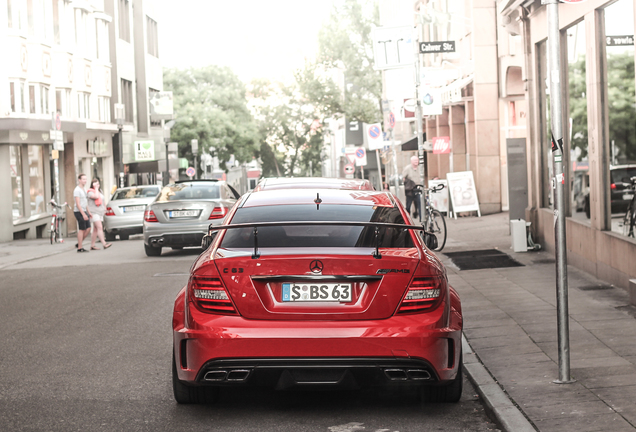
(0, 239, 500, 432)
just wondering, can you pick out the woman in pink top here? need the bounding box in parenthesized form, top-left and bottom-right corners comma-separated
(87, 178, 112, 250)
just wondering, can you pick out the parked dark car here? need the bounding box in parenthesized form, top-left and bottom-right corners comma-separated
(582, 165, 636, 218)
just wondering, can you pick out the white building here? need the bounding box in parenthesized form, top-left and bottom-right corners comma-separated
(0, 0, 163, 241)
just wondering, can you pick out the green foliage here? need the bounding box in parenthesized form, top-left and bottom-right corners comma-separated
(250, 79, 323, 177)
(607, 52, 636, 162)
(314, 0, 382, 123)
(163, 66, 260, 174)
(568, 55, 588, 160)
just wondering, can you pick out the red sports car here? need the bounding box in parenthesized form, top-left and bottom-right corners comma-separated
(172, 187, 463, 404)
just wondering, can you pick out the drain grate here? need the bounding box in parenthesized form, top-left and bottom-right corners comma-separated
(443, 249, 524, 271)
(578, 284, 614, 291)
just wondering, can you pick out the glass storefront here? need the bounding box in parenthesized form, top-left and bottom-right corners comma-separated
(604, 0, 636, 237)
(28, 145, 45, 216)
(537, 40, 553, 210)
(10, 146, 23, 221)
(566, 20, 588, 222)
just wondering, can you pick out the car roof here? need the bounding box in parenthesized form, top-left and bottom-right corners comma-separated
(242, 188, 394, 208)
(253, 177, 375, 192)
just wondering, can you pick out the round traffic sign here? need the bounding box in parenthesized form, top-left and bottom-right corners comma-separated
(344, 163, 354, 174)
(368, 125, 381, 139)
(186, 167, 196, 177)
(355, 148, 365, 158)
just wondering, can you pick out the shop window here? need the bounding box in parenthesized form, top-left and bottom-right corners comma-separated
(566, 20, 588, 222)
(28, 146, 45, 216)
(10, 146, 23, 221)
(604, 0, 636, 237)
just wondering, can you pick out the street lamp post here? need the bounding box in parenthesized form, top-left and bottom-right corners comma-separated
(114, 103, 125, 188)
(191, 139, 198, 179)
(164, 120, 176, 185)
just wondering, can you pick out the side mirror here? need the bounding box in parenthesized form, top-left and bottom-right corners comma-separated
(422, 232, 438, 250)
(201, 231, 218, 250)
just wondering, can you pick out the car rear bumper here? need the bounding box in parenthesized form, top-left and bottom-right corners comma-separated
(173, 311, 462, 389)
(104, 214, 144, 233)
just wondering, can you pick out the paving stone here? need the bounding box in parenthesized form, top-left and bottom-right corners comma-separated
(522, 400, 617, 420)
(581, 373, 636, 389)
(532, 412, 635, 432)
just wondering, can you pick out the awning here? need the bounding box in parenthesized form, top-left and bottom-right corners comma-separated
(401, 134, 425, 151)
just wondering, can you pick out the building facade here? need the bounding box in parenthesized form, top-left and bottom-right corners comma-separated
(499, 0, 636, 290)
(0, 0, 163, 242)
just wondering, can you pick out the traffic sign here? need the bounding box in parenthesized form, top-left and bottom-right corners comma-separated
(186, 167, 196, 177)
(55, 113, 61, 130)
(419, 41, 455, 54)
(344, 163, 355, 178)
(354, 147, 367, 167)
(388, 112, 395, 129)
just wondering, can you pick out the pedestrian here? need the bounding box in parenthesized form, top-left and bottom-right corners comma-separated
(74, 174, 92, 252)
(402, 155, 422, 219)
(87, 178, 112, 250)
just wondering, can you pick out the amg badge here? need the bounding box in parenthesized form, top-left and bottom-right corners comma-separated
(376, 269, 410, 274)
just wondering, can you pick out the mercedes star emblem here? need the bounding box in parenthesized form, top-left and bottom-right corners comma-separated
(309, 260, 323, 273)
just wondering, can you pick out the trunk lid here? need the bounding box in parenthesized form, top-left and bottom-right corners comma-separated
(212, 248, 421, 320)
(149, 200, 222, 223)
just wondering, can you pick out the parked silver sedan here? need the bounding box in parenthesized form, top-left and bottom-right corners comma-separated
(104, 185, 161, 241)
(143, 180, 240, 256)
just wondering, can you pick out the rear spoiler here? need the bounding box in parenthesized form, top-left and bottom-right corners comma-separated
(203, 221, 438, 259)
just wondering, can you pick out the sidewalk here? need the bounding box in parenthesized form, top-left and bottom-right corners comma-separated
(440, 212, 636, 432)
(0, 238, 74, 270)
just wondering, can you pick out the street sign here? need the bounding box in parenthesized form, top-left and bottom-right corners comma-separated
(432, 136, 451, 154)
(344, 163, 355, 178)
(355, 147, 367, 167)
(419, 41, 456, 54)
(388, 112, 396, 129)
(186, 167, 196, 177)
(371, 26, 415, 70)
(366, 123, 384, 151)
(421, 88, 442, 116)
(606, 35, 634, 46)
(149, 91, 174, 121)
(55, 112, 61, 130)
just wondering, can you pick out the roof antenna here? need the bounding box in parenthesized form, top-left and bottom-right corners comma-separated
(314, 193, 322, 210)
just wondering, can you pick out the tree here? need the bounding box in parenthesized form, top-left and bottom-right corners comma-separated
(314, 0, 382, 123)
(607, 52, 636, 163)
(163, 66, 260, 175)
(250, 79, 324, 177)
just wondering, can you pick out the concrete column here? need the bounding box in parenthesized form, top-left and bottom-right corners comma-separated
(0, 146, 13, 242)
(450, 105, 467, 172)
(585, 11, 610, 230)
(473, 0, 501, 214)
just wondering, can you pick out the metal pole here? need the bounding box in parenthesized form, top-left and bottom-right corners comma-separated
(391, 130, 399, 194)
(415, 30, 426, 224)
(546, 0, 574, 384)
(118, 126, 124, 188)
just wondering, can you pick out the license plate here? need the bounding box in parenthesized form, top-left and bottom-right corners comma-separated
(623, 194, 634, 201)
(169, 210, 199, 218)
(282, 282, 352, 302)
(123, 205, 145, 213)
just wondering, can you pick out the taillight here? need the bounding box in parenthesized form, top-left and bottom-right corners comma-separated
(208, 206, 228, 220)
(189, 276, 237, 315)
(144, 209, 158, 222)
(397, 276, 446, 314)
(105, 207, 115, 216)
(611, 183, 616, 190)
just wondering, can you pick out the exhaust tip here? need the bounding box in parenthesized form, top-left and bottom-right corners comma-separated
(203, 370, 227, 381)
(227, 369, 251, 381)
(407, 369, 432, 380)
(384, 368, 408, 381)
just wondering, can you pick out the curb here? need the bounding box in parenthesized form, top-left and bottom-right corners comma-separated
(462, 334, 537, 432)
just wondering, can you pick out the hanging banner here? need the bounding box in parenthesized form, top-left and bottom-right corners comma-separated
(421, 87, 442, 116)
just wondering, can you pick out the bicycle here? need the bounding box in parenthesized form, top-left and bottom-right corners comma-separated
(621, 176, 636, 238)
(414, 183, 447, 251)
(49, 200, 72, 244)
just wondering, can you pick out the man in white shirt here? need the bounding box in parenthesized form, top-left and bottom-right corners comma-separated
(73, 174, 92, 252)
(402, 156, 422, 219)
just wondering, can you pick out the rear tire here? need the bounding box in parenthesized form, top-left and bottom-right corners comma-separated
(430, 210, 447, 251)
(144, 243, 162, 257)
(420, 350, 463, 403)
(172, 350, 218, 404)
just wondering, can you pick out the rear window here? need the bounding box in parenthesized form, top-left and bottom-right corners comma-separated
(220, 205, 414, 249)
(611, 168, 636, 184)
(112, 187, 159, 200)
(157, 183, 220, 202)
